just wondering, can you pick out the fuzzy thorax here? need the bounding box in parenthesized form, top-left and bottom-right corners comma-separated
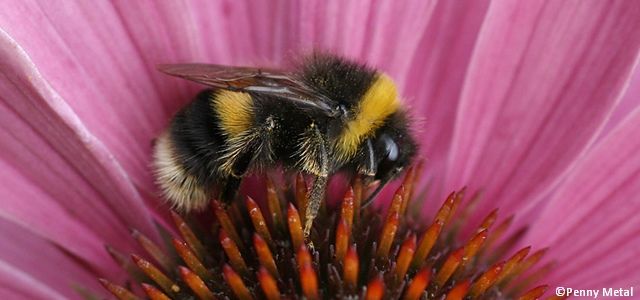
(335, 74, 400, 161)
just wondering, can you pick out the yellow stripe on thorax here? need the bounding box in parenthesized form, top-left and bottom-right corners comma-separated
(212, 90, 254, 136)
(336, 74, 400, 160)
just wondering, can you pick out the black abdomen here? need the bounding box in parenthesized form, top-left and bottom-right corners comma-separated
(169, 89, 226, 188)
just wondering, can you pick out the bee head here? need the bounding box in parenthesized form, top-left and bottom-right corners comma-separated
(350, 110, 416, 187)
(351, 111, 417, 207)
(370, 112, 417, 183)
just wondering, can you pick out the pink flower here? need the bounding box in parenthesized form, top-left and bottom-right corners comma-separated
(1, 1, 639, 299)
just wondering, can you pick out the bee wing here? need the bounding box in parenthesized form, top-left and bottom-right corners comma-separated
(157, 63, 339, 117)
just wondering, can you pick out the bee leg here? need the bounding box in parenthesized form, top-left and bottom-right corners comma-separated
(304, 174, 328, 237)
(301, 124, 329, 238)
(358, 137, 378, 191)
(218, 138, 260, 204)
(361, 138, 378, 178)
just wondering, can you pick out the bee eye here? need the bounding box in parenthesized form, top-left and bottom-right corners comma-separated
(372, 134, 401, 181)
(382, 134, 398, 161)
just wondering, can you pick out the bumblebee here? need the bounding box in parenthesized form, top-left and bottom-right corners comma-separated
(154, 53, 417, 236)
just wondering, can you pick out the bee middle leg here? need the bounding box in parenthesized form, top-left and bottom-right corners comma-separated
(304, 174, 327, 237)
(298, 123, 329, 238)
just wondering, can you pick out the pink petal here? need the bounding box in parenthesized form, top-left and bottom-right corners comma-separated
(0, 218, 101, 298)
(526, 107, 640, 287)
(398, 0, 490, 201)
(599, 64, 640, 138)
(297, 1, 374, 56)
(445, 1, 640, 218)
(0, 1, 186, 196)
(0, 29, 157, 268)
(0, 262, 66, 300)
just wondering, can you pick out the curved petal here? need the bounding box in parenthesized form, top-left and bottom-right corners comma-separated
(0, 218, 101, 298)
(0, 1, 187, 196)
(445, 1, 640, 219)
(0, 29, 157, 266)
(600, 64, 640, 138)
(399, 0, 490, 205)
(0, 262, 66, 300)
(526, 107, 640, 287)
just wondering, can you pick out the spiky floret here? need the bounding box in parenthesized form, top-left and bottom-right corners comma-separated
(101, 169, 550, 299)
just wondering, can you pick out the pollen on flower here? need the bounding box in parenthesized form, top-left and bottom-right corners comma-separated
(101, 168, 551, 299)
